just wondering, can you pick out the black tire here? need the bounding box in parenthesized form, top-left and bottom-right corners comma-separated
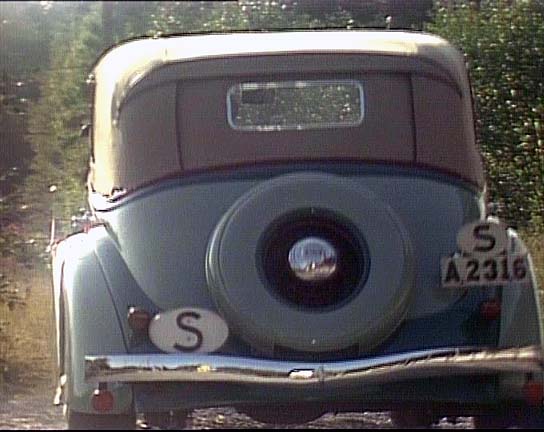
(67, 410, 136, 430)
(474, 408, 544, 429)
(244, 405, 324, 425)
(206, 172, 414, 354)
(144, 410, 189, 429)
(390, 409, 437, 429)
(473, 414, 511, 429)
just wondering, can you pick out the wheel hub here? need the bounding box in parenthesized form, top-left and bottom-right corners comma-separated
(288, 237, 337, 282)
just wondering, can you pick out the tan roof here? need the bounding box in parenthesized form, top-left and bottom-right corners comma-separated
(93, 30, 469, 116)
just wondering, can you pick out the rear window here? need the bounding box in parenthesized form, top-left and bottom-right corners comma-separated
(227, 80, 364, 131)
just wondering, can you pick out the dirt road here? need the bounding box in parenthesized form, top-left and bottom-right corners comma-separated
(0, 384, 66, 430)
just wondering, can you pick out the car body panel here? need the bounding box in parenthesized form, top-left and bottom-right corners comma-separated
(52, 232, 133, 414)
(93, 169, 481, 318)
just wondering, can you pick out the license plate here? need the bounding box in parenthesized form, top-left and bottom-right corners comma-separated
(441, 253, 530, 288)
(149, 307, 229, 354)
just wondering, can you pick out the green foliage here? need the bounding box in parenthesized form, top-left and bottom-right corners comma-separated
(0, 1, 52, 76)
(427, 0, 544, 230)
(146, 1, 369, 35)
(20, 3, 112, 261)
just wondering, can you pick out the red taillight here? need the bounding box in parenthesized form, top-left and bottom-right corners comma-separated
(523, 380, 544, 406)
(480, 298, 501, 321)
(92, 388, 114, 412)
(127, 307, 152, 332)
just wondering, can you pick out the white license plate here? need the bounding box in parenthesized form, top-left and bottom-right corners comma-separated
(149, 307, 229, 354)
(441, 253, 530, 288)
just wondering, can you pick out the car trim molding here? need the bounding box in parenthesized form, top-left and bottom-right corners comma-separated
(86, 345, 543, 387)
(89, 162, 484, 212)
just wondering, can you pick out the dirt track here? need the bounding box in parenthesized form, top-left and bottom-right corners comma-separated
(0, 385, 66, 430)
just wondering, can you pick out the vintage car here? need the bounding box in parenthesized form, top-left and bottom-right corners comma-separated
(50, 30, 544, 429)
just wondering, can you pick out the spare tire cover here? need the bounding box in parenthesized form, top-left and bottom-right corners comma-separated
(206, 172, 414, 354)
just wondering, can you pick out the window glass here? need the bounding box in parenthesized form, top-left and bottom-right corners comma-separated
(227, 80, 364, 131)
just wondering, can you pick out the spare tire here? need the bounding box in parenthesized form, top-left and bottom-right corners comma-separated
(206, 172, 414, 354)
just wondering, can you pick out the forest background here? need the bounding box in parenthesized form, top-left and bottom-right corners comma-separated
(0, 0, 543, 383)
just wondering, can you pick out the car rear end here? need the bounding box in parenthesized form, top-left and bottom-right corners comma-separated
(71, 31, 543, 424)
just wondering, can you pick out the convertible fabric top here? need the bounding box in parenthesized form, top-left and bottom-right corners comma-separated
(93, 31, 471, 121)
(90, 30, 485, 195)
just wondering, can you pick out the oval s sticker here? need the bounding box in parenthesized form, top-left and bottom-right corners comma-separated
(149, 308, 229, 354)
(457, 220, 508, 258)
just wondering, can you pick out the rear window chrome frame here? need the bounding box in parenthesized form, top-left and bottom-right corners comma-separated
(226, 79, 365, 132)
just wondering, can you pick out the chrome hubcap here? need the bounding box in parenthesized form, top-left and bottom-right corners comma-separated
(288, 237, 337, 281)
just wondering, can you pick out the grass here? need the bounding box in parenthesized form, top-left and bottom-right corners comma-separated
(0, 260, 55, 392)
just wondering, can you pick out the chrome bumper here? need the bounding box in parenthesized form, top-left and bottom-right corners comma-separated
(86, 345, 543, 387)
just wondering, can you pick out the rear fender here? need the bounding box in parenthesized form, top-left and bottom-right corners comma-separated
(56, 231, 132, 414)
(499, 229, 543, 349)
(499, 229, 544, 399)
